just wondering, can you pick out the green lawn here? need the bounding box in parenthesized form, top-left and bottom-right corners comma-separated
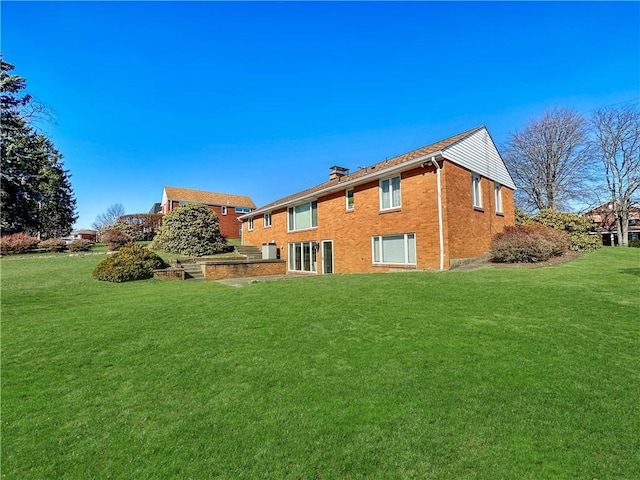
(1, 248, 639, 479)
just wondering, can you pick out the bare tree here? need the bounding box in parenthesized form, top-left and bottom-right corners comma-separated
(503, 108, 590, 212)
(591, 104, 640, 247)
(92, 203, 126, 231)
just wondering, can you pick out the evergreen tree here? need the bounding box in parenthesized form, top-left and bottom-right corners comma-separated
(1, 57, 77, 238)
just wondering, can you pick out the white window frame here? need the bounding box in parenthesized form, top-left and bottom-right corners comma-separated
(288, 241, 317, 273)
(494, 182, 503, 214)
(235, 207, 251, 214)
(371, 233, 416, 265)
(379, 175, 401, 211)
(221, 206, 228, 216)
(247, 217, 254, 231)
(346, 188, 354, 211)
(287, 201, 318, 232)
(264, 212, 272, 228)
(472, 173, 482, 208)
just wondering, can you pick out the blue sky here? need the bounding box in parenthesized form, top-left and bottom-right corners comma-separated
(2, 1, 639, 229)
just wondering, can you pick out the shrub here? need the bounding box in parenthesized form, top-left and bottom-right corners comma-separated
(93, 243, 167, 282)
(569, 233, 602, 252)
(491, 224, 570, 263)
(101, 228, 133, 251)
(0, 233, 40, 255)
(38, 238, 67, 252)
(152, 203, 226, 256)
(629, 240, 640, 248)
(534, 209, 601, 252)
(515, 208, 533, 226)
(68, 239, 94, 252)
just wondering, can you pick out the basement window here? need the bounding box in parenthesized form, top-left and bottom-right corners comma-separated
(372, 233, 416, 265)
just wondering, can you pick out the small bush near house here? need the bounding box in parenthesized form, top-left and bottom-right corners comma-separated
(629, 240, 640, 248)
(101, 228, 132, 251)
(93, 243, 167, 282)
(491, 224, 570, 263)
(68, 239, 94, 252)
(0, 233, 40, 255)
(38, 238, 67, 252)
(534, 209, 601, 252)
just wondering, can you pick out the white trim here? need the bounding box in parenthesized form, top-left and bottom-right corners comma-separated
(221, 206, 228, 216)
(494, 182, 503, 214)
(472, 173, 482, 208)
(345, 188, 354, 211)
(379, 175, 401, 211)
(321, 240, 334, 274)
(288, 241, 318, 273)
(264, 212, 272, 227)
(371, 233, 416, 265)
(247, 217, 254, 231)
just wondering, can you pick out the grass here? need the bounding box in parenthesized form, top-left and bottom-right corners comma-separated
(1, 248, 639, 479)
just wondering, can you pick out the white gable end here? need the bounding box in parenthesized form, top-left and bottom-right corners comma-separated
(442, 128, 516, 190)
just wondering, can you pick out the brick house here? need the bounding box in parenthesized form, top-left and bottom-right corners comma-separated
(239, 126, 516, 273)
(161, 186, 255, 240)
(583, 202, 640, 246)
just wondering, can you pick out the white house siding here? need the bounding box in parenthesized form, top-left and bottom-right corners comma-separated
(442, 128, 516, 189)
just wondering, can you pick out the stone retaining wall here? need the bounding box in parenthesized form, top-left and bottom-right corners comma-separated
(201, 259, 286, 280)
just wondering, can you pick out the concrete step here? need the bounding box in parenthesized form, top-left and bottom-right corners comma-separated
(235, 245, 263, 261)
(180, 262, 205, 280)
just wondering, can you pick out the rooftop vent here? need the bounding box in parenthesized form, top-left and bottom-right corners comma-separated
(329, 165, 349, 181)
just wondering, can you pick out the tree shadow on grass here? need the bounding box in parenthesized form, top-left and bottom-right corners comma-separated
(619, 268, 640, 277)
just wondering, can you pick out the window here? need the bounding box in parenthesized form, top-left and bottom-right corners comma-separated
(288, 241, 317, 273)
(247, 217, 254, 231)
(629, 219, 638, 227)
(472, 173, 482, 208)
(380, 176, 401, 210)
(346, 189, 354, 210)
(221, 206, 227, 216)
(288, 201, 318, 231)
(264, 213, 272, 227)
(494, 183, 503, 214)
(235, 207, 251, 214)
(372, 233, 416, 265)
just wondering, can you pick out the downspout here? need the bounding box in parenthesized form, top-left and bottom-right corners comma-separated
(431, 156, 445, 271)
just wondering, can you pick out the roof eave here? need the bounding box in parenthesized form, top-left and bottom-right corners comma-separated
(240, 151, 444, 219)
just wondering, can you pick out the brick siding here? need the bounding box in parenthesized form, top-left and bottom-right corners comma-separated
(242, 160, 514, 273)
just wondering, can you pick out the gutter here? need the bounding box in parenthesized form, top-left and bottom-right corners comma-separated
(240, 151, 444, 219)
(426, 156, 446, 271)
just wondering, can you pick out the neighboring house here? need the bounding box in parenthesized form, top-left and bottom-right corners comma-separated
(64, 230, 98, 243)
(583, 202, 640, 246)
(160, 186, 255, 240)
(239, 126, 516, 273)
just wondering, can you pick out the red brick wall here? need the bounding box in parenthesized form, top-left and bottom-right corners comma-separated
(442, 161, 515, 261)
(242, 161, 514, 273)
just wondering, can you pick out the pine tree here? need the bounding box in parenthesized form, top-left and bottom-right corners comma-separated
(1, 57, 77, 238)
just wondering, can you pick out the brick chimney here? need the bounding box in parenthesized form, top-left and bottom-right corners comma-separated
(329, 165, 349, 181)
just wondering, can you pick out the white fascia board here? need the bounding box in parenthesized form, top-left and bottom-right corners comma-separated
(239, 151, 444, 220)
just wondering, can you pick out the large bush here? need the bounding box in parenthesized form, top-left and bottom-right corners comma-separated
(152, 203, 226, 256)
(0, 233, 40, 254)
(93, 243, 167, 282)
(101, 228, 133, 251)
(534, 209, 601, 252)
(491, 224, 570, 263)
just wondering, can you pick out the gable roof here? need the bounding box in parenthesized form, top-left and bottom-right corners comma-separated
(163, 186, 255, 208)
(242, 126, 515, 218)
